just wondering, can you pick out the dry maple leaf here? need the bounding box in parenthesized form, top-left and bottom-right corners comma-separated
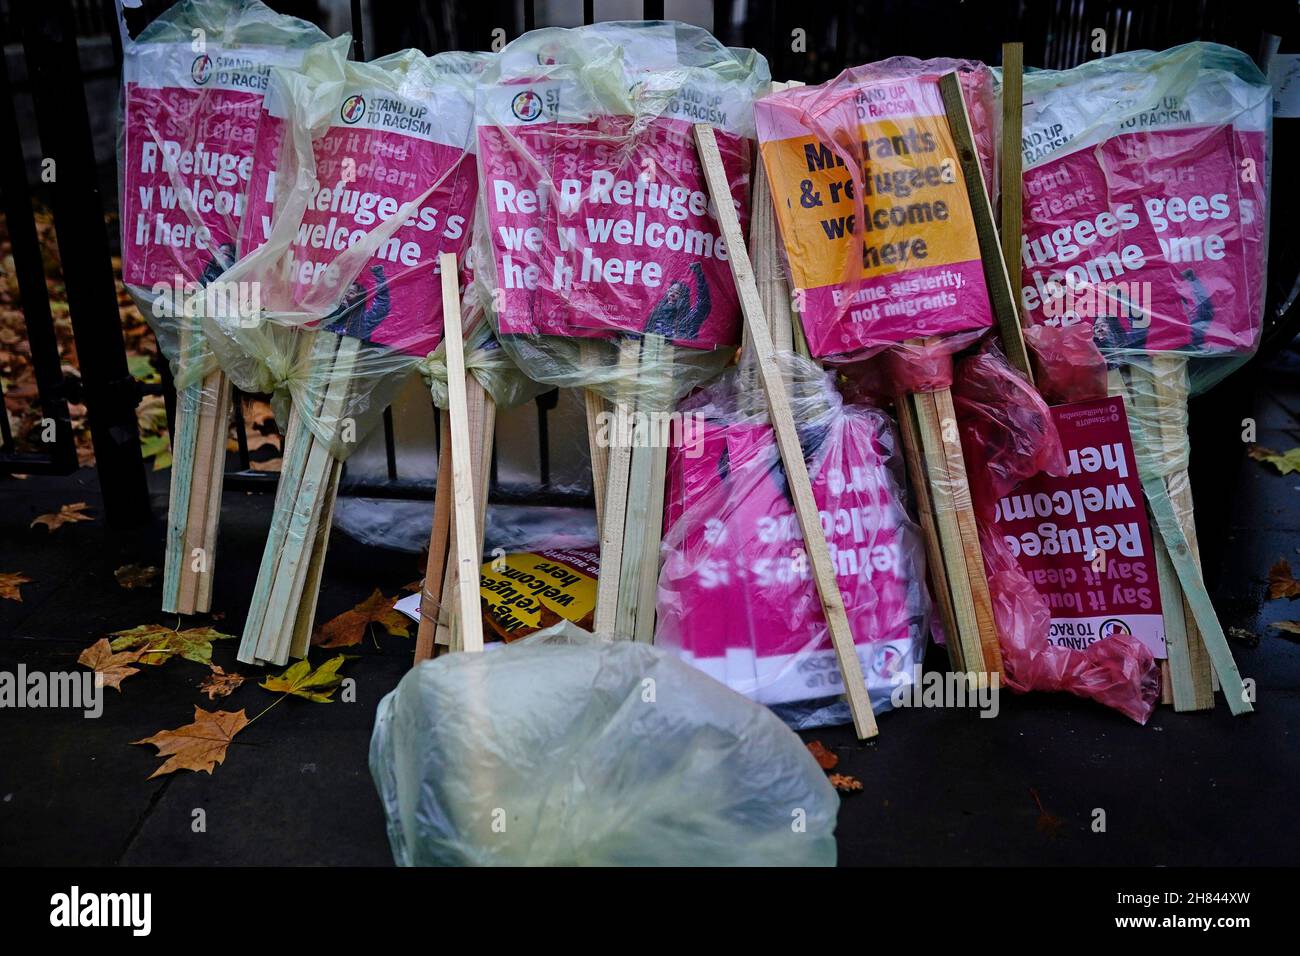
(1030, 788, 1063, 839)
(259, 653, 353, 702)
(1248, 445, 1300, 475)
(0, 571, 31, 602)
(133, 707, 248, 779)
(805, 741, 839, 771)
(1267, 559, 1300, 600)
(199, 665, 245, 700)
(31, 501, 93, 531)
(828, 773, 862, 793)
(110, 623, 235, 665)
(114, 564, 161, 590)
(312, 589, 410, 648)
(77, 638, 147, 691)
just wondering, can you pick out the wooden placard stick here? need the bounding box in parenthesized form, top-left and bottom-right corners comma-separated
(938, 70, 1033, 381)
(439, 252, 485, 653)
(581, 340, 611, 529)
(237, 334, 332, 664)
(256, 336, 359, 664)
(289, 454, 342, 660)
(591, 339, 640, 638)
(998, 43, 1025, 332)
(194, 375, 232, 612)
(695, 122, 878, 739)
(415, 408, 454, 662)
(162, 325, 201, 614)
(177, 368, 226, 613)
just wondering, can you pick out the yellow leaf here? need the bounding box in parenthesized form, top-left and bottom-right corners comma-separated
(0, 571, 31, 602)
(133, 707, 248, 778)
(260, 653, 353, 703)
(1248, 445, 1300, 475)
(110, 623, 234, 665)
(77, 638, 146, 691)
(31, 501, 93, 531)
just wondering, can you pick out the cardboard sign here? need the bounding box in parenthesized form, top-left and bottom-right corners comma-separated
(658, 407, 928, 706)
(479, 548, 598, 641)
(992, 397, 1165, 659)
(475, 80, 754, 349)
(243, 68, 478, 357)
(1019, 55, 1269, 355)
(122, 42, 306, 291)
(755, 76, 993, 358)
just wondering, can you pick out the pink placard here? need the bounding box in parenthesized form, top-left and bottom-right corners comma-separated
(477, 112, 751, 350)
(992, 396, 1165, 659)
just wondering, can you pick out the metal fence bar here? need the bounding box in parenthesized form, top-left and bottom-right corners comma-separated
(0, 12, 77, 475)
(18, 0, 149, 522)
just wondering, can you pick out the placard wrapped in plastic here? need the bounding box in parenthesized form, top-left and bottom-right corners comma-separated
(472, 21, 770, 410)
(656, 354, 931, 728)
(1012, 43, 1269, 713)
(118, 0, 346, 614)
(209, 47, 482, 666)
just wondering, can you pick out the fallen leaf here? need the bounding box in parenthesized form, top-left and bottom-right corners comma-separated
(1030, 788, 1063, 838)
(1249, 445, 1300, 475)
(199, 665, 245, 700)
(77, 639, 147, 691)
(133, 707, 248, 778)
(260, 653, 353, 703)
(806, 741, 839, 770)
(109, 623, 235, 665)
(1268, 559, 1300, 600)
(828, 773, 862, 793)
(139, 433, 172, 471)
(0, 571, 31, 602)
(114, 564, 161, 590)
(312, 589, 410, 648)
(31, 501, 93, 531)
(1272, 621, 1300, 640)
(1227, 626, 1260, 648)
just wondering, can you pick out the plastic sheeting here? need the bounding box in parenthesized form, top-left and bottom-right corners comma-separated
(369, 621, 839, 866)
(656, 354, 930, 727)
(472, 21, 770, 410)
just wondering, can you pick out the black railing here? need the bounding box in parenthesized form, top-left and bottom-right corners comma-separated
(2, 0, 1296, 526)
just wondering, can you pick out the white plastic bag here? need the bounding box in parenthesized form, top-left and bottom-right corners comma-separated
(369, 624, 839, 866)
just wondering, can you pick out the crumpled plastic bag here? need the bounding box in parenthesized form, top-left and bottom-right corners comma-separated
(952, 343, 1160, 723)
(369, 622, 839, 866)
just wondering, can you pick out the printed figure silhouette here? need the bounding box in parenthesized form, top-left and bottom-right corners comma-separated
(200, 243, 237, 285)
(645, 261, 710, 339)
(1180, 268, 1215, 350)
(325, 264, 391, 340)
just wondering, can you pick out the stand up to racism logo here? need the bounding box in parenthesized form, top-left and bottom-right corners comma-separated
(511, 89, 542, 122)
(340, 93, 366, 124)
(190, 53, 212, 85)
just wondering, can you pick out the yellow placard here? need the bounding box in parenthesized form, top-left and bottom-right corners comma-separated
(479, 549, 598, 641)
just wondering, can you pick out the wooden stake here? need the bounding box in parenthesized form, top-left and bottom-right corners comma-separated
(194, 374, 232, 613)
(592, 339, 640, 638)
(415, 409, 454, 662)
(440, 251, 484, 653)
(695, 122, 878, 739)
(582, 341, 611, 530)
(939, 70, 1032, 381)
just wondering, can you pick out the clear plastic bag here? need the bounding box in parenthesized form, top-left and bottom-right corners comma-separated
(369, 621, 839, 866)
(655, 353, 930, 726)
(472, 21, 770, 411)
(208, 46, 483, 459)
(754, 58, 998, 388)
(118, 0, 346, 398)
